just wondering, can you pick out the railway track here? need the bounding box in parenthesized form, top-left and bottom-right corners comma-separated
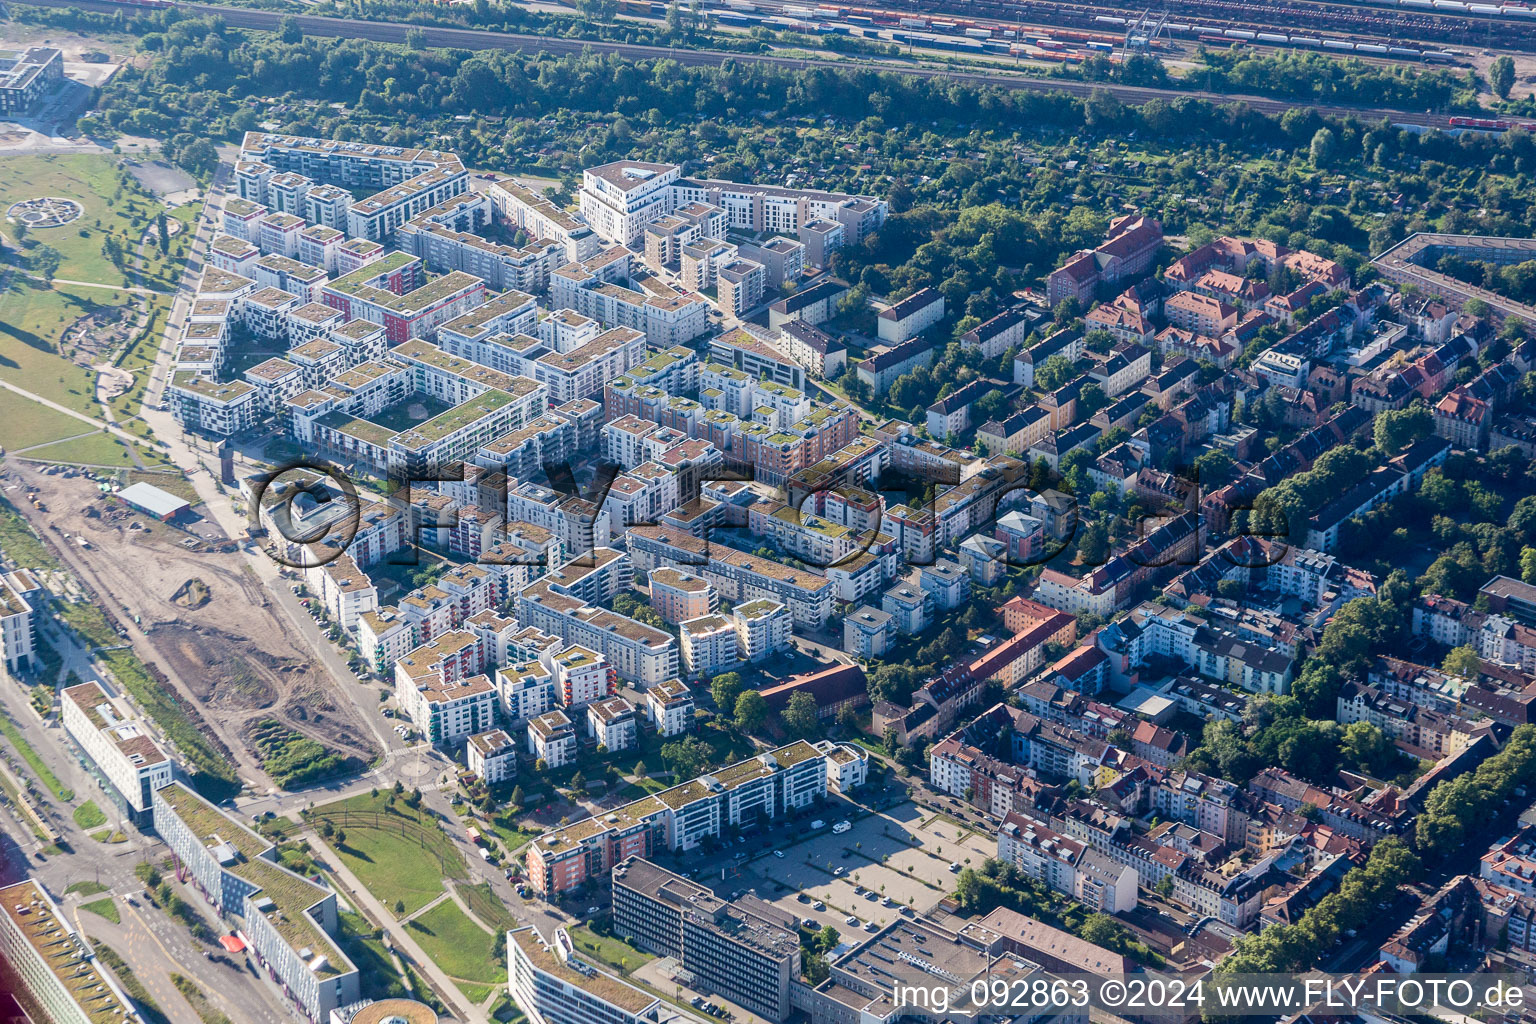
(19, 0, 1472, 128)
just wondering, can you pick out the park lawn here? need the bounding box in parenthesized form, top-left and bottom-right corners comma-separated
(460, 983, 497, 1006)
(0, 279, 127, 415)
(405, 900, 503, 990)
(22, 432, 141, 468)
(73, 800, 107, 830)
(0, 153, 150, 288)
(457, 882, 517, 933)
(0, 390, 95, 452)
(313, 791, 466, 917)
(80, 897, 120, 923)
(566, 926, 653, 975)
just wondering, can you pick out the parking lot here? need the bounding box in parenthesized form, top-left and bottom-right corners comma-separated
(706, 800, 995, 939)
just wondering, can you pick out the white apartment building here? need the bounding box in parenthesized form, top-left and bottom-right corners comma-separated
(680, 614, 740, 678)
(498, 660, 559, 725)
(733, 599, 791, 663)
(528, 709, 577, 767)
(646, 678, 695, 736)
(586, 696, 639, 752)
(60, 681, 173, 826)
(0, 572, 36, 677)
(468, 728, 518, 784)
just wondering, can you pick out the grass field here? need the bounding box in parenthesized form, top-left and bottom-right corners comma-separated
(0, 281, 109, 415)
(65, 880, 109, 897)
(0, 389, 96, 452)
(405, 900, 504, 992)
(80, 897, 120, 923)
(73, 800, 107, 829)
(0, 154, 152, 288)
(314, 791, 467, 916)
(20, 432, 141, 467)
(458, 882, 518, 933)
(0, 154, 186, 456)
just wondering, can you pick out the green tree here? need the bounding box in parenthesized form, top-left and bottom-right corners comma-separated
(1442, 645, 1481, 679)
(1492, 55, 1516, 99)
(277, 15, 302, 43)
(1340, 721, 1395, 777)
(1309, 127, 1337, 166)
(405, 27, 428, 49)
(661, 735, 713, 779)
(734, 690, 768, 732)
(1373, 405, 1432, 454)
(31, 245, 61, 283)
(156, 211, 169, 254)
(710, 672, 744, 712)
(1035, 353, 1074, 391)
(781, 692, 820, 737)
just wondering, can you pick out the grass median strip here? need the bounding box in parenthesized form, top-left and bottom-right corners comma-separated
(173, 974, 235, 1024)
(92, 939, 171, 1024)
(0, 711, 73, 801)
(80, 897, 120, 923)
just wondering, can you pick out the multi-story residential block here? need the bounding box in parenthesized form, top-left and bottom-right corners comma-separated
(733, 599, 791, 663)
(628, 525, 835, 631)
(525, 740, 848, 893)
(60, 681, 173, 827)
(680, 613, 739, 678)
(322, 252, 487, 345)
(586, 696, 639, 752)
(393, 629, 495, 745)
(527, 709, 578, 768)
(550, 644, 613, 708)
(844, 605, 895, 658)
(996, 811, 1139, 914)
(152, 782, 360, 1021)
(467, 728, 518, 784)
(775, 320, 846, 379)
(1046, 215, 1163, 307)
(646, 678, 695, 736)
(648, 567, 717, 624)
(877, 287, 945, 344)
(497, 660, 559, 726)
(0, 571, 36, 678)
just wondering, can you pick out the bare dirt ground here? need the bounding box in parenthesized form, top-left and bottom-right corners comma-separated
(6, 462, 379, 785)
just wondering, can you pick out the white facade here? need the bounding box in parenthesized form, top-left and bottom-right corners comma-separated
(60, 681, 172, 823)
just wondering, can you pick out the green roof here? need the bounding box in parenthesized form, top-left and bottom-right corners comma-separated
(156, 784, 350, 979)
(394, 390, 515, 450)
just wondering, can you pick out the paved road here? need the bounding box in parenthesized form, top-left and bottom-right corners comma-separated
(19, 0, 1469, 131)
